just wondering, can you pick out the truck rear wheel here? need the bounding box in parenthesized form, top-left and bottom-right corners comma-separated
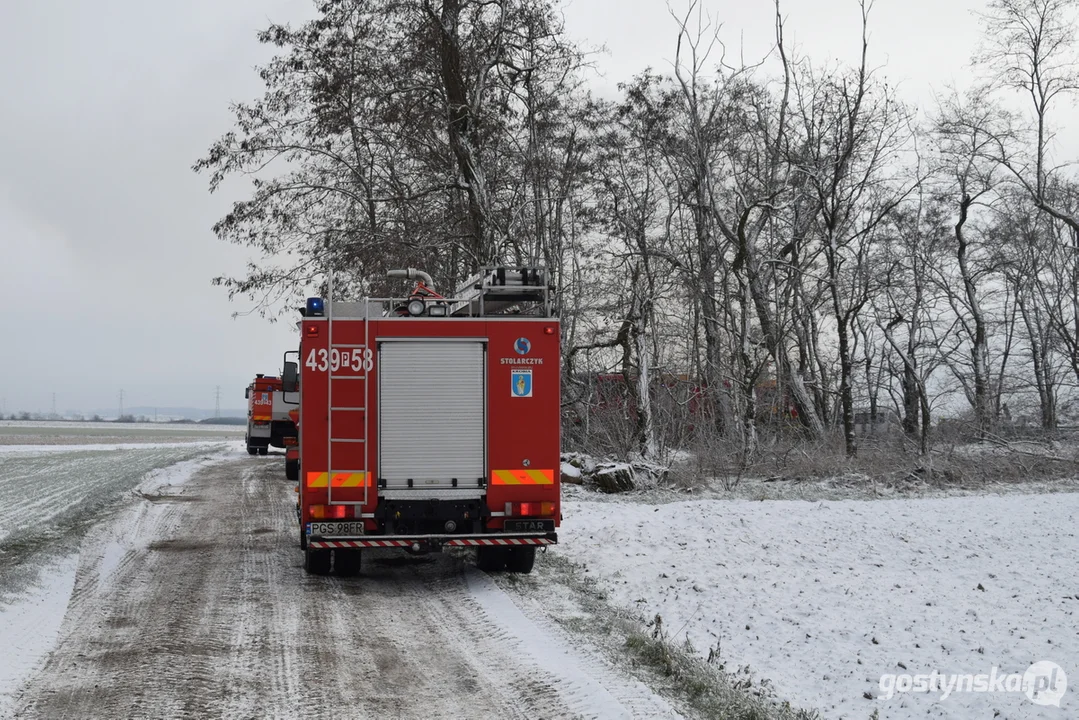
(505, 546, 536, 574)
(285, 459, 299, 481)
(246, 445, 258, 456)
(258, 446, 268, 456)
(334, 550, 361, 577)
(476, 547, 509, 572)
(299, 524, 307, 550)
(303, 548, 330, 575)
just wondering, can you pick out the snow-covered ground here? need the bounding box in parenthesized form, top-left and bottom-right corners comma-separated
(5, 420, 1075, 718)
(0, 433, 236, 718)
(0, 554, 77, 712)
(0, 442, 232, 551)
(553, 488, 1079, 718)
(0, 441, 233, 455)
(6, 454, 681, 719)
(0, 420, 241, 446)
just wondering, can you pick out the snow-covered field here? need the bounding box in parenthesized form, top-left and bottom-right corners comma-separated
(0, 420, 241, 445)
(0, 442, 232, 554)
(554, 487, 1079, 719)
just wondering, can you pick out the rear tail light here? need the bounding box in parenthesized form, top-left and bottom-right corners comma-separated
(284, 437, 298, 446)
(309, 504, 350, 520)
(506, 501, 555, 517)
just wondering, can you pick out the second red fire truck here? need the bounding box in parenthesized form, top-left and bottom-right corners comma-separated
(283, 267, 560, 576)
(244, 374, 297, 456)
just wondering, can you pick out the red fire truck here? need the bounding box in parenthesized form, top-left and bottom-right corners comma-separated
(244, 374, 297, 456)
(283, 267, 560, 576)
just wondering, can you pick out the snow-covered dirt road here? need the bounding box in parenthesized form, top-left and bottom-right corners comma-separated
(554, 490, 1079, 719)
(8, 454, 680, 719)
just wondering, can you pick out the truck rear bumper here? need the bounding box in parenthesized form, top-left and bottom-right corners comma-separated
(308, 532, 556, 550)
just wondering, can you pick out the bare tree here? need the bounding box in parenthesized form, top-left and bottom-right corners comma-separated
(993, 197, 1064, 428)
(667, 1, 740, 439)
(975, 0, 1079, 232)
(706, 2, 828, 440)
(933, 91, 1011, 435)
(788, 0, 914, 456)
(872, 178, 950, 454)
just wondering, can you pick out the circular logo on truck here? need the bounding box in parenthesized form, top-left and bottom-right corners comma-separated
(514, 337, 531, 355)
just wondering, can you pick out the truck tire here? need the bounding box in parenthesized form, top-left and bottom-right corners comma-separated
(334, 550, 361, 577)
(246, 445, 258, 456)
(476, 547, 509, 572)
(304, 548, 330, 575)
(258, 446, 269, 456)
(285, 459, 299, 481)
(505, 546, 536, 574)
(299, 524, 307, 550)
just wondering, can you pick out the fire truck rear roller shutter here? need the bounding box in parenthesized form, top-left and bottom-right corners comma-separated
(379, 340, 486, 489)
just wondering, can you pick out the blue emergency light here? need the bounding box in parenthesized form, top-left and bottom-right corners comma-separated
(306, 297, 325, 317)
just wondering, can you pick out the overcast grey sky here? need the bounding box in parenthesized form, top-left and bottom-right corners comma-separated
(0, 0, 986, 414)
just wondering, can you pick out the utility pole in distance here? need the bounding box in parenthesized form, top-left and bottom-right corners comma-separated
(119, 389, 124, 419)
(214, 386, 221, 419)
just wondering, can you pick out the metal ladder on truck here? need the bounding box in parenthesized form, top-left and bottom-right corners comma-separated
(324, 274, 372, 513)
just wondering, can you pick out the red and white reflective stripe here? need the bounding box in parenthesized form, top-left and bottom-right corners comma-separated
(445, 538, 552, 546)
(308, 537, 554, 549)
(309, 539, 411, 549)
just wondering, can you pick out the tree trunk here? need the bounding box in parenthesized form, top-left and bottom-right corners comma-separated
(696, 217, 728, 438)
(902, 358, 920, 437)
(1016, 279, 1056, 429)
(835, 313, 857, 457)
(735, 220, 825, 438)
(825, 228, 857, 457)
(635, 308, 657, 460)
(433, 0, 492, 263)
(955, 193, 993, 436)
(737, 279, 758, 460)
(883, 318, 932, 456)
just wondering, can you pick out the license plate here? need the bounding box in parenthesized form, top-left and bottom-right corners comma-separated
(504, 519, 554, 533)
(308, 521, 365, 537)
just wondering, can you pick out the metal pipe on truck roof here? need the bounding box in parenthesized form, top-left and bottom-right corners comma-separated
(387, 268, 434, 290)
